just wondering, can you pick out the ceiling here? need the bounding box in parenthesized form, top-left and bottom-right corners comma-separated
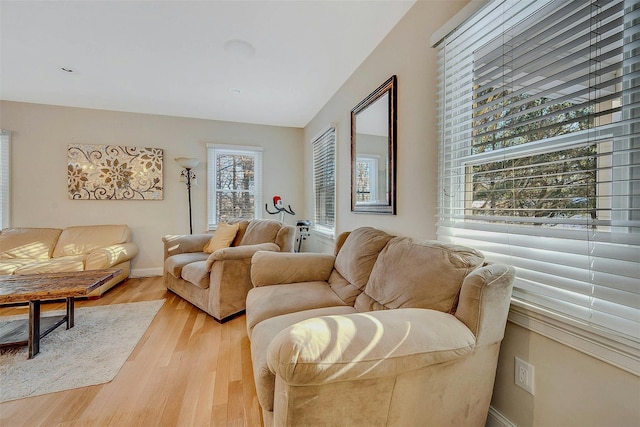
(0, 0, 416, 128)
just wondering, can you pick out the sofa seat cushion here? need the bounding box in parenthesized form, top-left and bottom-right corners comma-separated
(246, 282, 349, 336)
(13, 255, 87, 275)
(251, 306, 357, 411)
(164, 252, 210, 278)
(355, 238, 485, 313)
(53, 225, 130, 257)
(180, 261, 210, 290)
(0, 228, 62, 259)
(267, 309, 476, 386)
(0, 259, 35, 275)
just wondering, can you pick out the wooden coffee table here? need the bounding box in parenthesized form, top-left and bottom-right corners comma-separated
(0, 269, 121, 358)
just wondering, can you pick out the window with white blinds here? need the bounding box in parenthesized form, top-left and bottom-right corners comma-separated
(436, 0, 639, 371)
(207, 144, 263, 229)
(312, 127, 336, 234)
(0, 130, 9, 229)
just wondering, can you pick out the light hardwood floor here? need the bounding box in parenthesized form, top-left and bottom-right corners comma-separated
(0, 276, 263, 427)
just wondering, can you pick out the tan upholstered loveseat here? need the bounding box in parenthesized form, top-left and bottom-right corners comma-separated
(0, 225, 138, 297)
(162, 219, 295, 322)
(246, 227, 515, 427)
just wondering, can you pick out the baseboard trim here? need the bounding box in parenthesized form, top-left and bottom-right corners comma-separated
(130, 268, 163, 278)
(486, 406, 517, 427)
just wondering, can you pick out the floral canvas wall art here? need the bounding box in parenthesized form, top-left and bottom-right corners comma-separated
(68, 144, 163, 200)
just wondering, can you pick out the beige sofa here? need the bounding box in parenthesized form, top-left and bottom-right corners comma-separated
(162, 219, 295, 322)
(0, 225, 138, 297)
(246, 227, 515, 427)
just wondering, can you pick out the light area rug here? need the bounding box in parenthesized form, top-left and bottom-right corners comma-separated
(0, 299, 165, 403)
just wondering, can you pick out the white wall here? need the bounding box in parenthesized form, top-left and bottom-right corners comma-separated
(302, 0, 466, 252)
(301, 1, 640, 426)
(0, 100, 303, 275)
(491, 323, 639, 427)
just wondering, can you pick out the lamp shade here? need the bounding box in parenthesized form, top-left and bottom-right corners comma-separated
(175, 157, 199, 169)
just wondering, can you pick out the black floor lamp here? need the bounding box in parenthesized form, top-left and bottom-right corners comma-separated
(175, 157, 199, 234)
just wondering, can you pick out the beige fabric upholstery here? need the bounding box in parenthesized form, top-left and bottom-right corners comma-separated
(268, 309, 476, 385)
(0, 225, 137, 297)
(0, 259, 33, 275)
(251, 306, 357, 411)
(241, 220, 283, 245)
(455, 263, 515, 345)
(14, 255, 86, 274)
(246, 282, 348, 336)
(164, 252, 210, 278)
(332, 227, 394, 292)
(246, 227, 515, 427)
(231, 220, 250, 247)
(354, 237, 484, 313)
(181, 261, 210, 289)
(0, 228, 62, 259)
(250, 252, 336, 287)
(52, 224, 130, 257)
(162, 219, 295, 322)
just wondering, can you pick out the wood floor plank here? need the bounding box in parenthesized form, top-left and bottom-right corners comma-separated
(0, 276, 262, 427)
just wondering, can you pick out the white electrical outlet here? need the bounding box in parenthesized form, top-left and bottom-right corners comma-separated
(515, 357, 535, 395)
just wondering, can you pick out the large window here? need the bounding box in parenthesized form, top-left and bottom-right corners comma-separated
(0, 130, 9, 229)
(435, 0, 638, 373)
(312, 127, 336, 235)
(207, 144, 263, 229)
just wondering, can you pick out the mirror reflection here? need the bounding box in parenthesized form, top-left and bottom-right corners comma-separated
(355, 92, 389, 204)
(351, 76, 396, 214)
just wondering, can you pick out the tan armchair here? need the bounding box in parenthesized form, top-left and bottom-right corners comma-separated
(162, 219, 295, 322)
(246, 227, 515, 426)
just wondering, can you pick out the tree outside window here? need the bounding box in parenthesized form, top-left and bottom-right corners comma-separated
(207, 145, 262, 229)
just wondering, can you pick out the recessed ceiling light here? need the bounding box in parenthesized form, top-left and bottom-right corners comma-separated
(60, 67, 74, 73)
(223, 39, 256, 59)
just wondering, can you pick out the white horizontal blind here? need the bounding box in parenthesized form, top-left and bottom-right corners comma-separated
(0, 130, 9, 229)
(207, 144, 263, 229)
(312, 127, 336, 234)
(437, 0, 639, 351)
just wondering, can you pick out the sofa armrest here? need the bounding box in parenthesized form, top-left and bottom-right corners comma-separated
(267, 308, 475, 386)
(206, 243, 279, 271)
(251, 251, 336, 287)
(85, 242, 139, 270)
(455, 263, 515, 346)
(162, 234, 211, 259)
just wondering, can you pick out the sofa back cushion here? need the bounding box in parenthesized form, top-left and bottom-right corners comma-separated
(0, 227, 62, 259)
(53, 225, 130, 257)
(230, 220, 250, 247)
(240, 220, 283, 246)
(274, 226, 296, 252)
(329, 227, 395, 305)
(354, 238, 485, 313)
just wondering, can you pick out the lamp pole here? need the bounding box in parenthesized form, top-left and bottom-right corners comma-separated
(175, 157, 199, 235)
(181, 167, 195, 234)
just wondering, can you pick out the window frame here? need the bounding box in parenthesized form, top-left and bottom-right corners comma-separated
(207, 144, 263, 230)
(434, 0, 639, 374)
(355, 155, 380, 204)
(311, 126, 336, 237)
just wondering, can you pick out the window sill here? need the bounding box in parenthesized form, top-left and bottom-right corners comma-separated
(312, 227, 335, 240)
(508, 299, 639, 376)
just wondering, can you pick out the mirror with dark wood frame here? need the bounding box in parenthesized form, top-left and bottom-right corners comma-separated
(351, 75, 397, 214)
